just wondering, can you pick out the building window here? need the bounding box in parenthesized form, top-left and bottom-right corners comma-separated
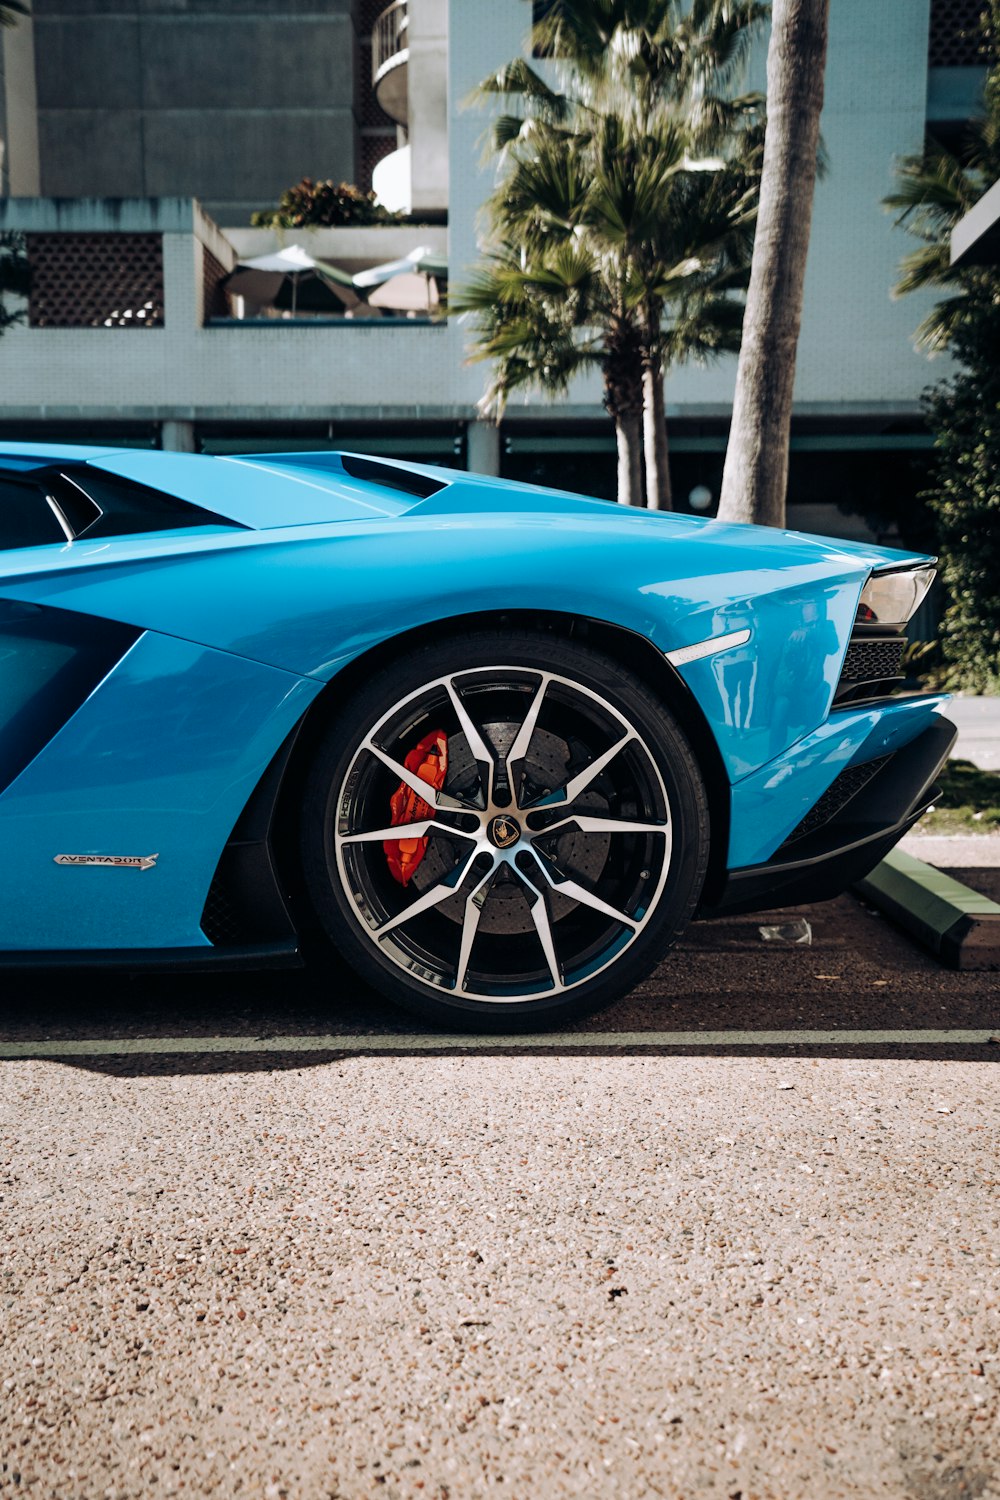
(928, 0, 986, 67)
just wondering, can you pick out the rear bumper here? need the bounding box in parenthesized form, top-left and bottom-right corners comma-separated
(699, 715, 957, 918)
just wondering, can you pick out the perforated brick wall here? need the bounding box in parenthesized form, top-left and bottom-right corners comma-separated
(27, 234, 164, 329)
(359, 133, 398, 189)
(928, 0, 985, 66)
(356, 0, 398, 189)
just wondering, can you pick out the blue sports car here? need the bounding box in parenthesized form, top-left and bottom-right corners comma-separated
(0, 443, 952, 1026)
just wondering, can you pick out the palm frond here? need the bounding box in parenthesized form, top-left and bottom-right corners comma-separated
(469, 58, 570, 122)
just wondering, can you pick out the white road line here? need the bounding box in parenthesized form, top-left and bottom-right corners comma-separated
(0, 1030, 995, 1059)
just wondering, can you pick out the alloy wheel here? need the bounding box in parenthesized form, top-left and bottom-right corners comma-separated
(330, 665, 674, 1004)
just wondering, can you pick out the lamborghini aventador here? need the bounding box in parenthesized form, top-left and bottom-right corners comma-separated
(0, 443, 953, 1027)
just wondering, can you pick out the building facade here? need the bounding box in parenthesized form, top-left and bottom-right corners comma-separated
(0, 0, 989, 546)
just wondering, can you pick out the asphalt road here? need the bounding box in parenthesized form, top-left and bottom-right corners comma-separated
(2, 885, 998, 1499)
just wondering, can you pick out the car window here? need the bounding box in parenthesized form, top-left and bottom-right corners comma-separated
(0, 464, 244, 545)
(0, 476, 67, 550)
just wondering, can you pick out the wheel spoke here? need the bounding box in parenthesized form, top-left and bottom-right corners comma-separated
(364, 741, 470, 810)
(506, 673, 549, 766)
(454, 868, 496, 993)
(524, 848, 637, 930)
(530, 813, 668, 839)
(445, 677, 497, 803)
(534, 731, 635, 809)
(503, 675, 551, 804)
(513, 866, 563, 992)
(341, 819, 475, 845)
(376, 849, 481, 936)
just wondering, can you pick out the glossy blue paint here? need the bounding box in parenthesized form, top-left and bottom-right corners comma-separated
(0, 630, 319, 949)
(728, 695, 950, 867)
(89, 450, 408, 527)
(0, 441, 125, 464)
(0, 505, 926, 784)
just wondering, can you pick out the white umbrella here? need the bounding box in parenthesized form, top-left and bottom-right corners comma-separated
(353, 244, 447, 312)
(368, 271, 442, 312)
(225, 244, 360, 315)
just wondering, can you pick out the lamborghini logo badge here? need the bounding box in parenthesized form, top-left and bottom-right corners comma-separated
(55, 853, 159, 872)
(487, 816, 521, 850)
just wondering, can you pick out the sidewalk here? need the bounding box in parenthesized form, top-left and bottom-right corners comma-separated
(899, 831, 1000, 869)
(946, 694, 1000, 769)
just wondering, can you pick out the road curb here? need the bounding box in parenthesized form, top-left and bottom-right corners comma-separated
(855, 848, 1000, 971)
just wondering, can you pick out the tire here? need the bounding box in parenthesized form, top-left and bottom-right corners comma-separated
(299, 630, 710, 1030)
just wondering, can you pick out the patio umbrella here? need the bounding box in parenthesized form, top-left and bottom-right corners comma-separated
(224, 244, 360, 315)
(353, 245, 447, 313)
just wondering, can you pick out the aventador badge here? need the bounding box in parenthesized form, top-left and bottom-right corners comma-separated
(54, 853, 159, 872)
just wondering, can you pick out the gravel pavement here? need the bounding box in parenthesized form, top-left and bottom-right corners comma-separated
(2, 874, 998, 1500)
(2, 1055, 998, 1500)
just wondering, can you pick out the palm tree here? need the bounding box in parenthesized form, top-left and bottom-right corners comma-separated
(884, 2, 1000, 688)
(717, 0, 830, 528)
(883, 32, 1000, 354)
(455, 0, 766, 507)
(455, 174, 651, 505)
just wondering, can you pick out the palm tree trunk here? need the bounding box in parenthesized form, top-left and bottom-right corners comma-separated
(717, 0, 830, 528)
(604, 324, 646, 506)
(615, 410, 644, 507)
(642, 358, 672, 510)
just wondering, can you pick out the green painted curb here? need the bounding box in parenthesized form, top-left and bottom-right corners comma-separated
(855, 848, 1000, 971)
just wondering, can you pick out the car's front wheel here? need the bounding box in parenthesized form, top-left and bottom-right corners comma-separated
(300, 630, 709, 1029)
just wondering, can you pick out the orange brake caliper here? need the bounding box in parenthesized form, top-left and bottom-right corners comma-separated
(384, 729, 449, 886)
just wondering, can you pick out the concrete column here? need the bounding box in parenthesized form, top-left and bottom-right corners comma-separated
(466, 419, 500, 476)
(407, 0, 449, 214)
(161, 420, 196, 453)
(3, 14, 40, 195)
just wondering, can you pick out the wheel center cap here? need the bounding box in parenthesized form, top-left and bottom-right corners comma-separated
(487, 814, 521, 850)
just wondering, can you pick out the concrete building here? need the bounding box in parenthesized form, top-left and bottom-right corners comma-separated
(0, 0, 989, 546)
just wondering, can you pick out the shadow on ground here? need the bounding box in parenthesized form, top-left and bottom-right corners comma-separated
(0, 893, 996, 1075)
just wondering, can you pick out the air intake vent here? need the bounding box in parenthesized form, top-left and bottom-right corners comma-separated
(0, 602, 141, 796)
(833, 636, 904, 706)
(780, 756, 891, 848)
(338, 455, 447, 500)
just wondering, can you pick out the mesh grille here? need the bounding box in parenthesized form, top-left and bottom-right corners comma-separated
(27, 233, 164, 329)
(782, 757, 891, 847)
(928, 0, 985, 66)
(833, 637, 907, 708)
(201, 874, 250, 947)
(839, 638, 904, 685)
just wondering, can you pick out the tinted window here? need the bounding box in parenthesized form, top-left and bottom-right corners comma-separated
(52, 467, 243, 538)
(0, 477, 66, 550)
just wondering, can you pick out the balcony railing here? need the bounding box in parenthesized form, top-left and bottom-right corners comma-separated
(372, 0, 409, 124)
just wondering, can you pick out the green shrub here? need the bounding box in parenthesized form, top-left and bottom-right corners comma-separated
(251, 178, 404, 229)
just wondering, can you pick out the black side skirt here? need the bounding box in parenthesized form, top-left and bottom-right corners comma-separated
(0, 942, 302, 972)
